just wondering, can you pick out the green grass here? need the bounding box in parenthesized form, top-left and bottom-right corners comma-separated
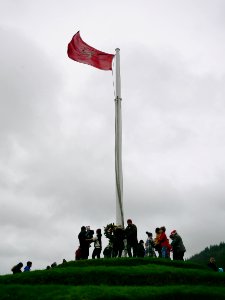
(1, 285, 225, 300)
(1, 264, 225, 286)
(1, 258, 225, 299)
(57, 257, 208, 270)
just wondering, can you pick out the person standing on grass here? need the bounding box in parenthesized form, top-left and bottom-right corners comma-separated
(154, 227, 162, 258)
(145, 232, 156, 257)
(125, 219, 138, 257)
(92, 228, 102, 259)
(78, 226, 90, 259)
(157, 226, 171, 258)
(169, 230, 186, 261)
(112, 225, 125, 258)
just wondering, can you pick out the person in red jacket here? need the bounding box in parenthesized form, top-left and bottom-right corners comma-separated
(157, 226, 171, 258)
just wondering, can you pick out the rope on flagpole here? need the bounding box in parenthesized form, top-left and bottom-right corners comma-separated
(115, 95, 124, 228)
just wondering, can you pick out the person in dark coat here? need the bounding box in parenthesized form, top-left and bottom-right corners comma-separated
(207, 257, 218, 272)
(137, 240, 145, 257)
(125, 219, 138, 257)
(112, 226, 125, 257)
(11, 262, 23, 274)
(78, 226, 90, 259)
(169, 230, 186, 260)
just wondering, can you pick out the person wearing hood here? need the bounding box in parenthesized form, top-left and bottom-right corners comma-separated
(169, 230, 186, 260)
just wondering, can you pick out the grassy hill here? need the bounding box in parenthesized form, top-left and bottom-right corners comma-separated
(0, 258, 225, 299)
(188, 242, 225, 270)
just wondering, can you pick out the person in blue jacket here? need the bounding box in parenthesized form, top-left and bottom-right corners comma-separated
(24, 261, 32, 272)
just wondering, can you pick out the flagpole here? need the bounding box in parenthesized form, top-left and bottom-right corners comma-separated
(115, 48, 124, 228)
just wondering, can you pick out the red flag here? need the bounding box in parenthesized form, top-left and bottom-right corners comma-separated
(67, 31, 114, 71)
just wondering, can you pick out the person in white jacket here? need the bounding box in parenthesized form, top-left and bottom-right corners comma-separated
(92, 228, 102, 259)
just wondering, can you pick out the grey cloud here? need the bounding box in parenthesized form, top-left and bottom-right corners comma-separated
(0, 28, 61, 143)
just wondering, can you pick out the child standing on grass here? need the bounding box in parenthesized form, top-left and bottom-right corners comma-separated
(145, 232, 156, 257)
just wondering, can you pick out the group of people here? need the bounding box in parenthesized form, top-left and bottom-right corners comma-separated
(77, 226, 102, 260)
(154, 226, 186, 260)
(46, 259, 67, 270)
(11, 261, 32, 274)
(11, 223, 224, 275)
(76, 219, 186, 261)
(11, 259, 67, 274)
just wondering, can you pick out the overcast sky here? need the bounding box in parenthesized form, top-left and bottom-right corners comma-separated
(1, 0, 225, 274)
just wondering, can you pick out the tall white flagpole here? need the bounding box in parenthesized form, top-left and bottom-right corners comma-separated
(115, 48, 124, 228)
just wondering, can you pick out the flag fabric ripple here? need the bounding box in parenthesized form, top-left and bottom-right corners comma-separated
(67, 31, 114, 70)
